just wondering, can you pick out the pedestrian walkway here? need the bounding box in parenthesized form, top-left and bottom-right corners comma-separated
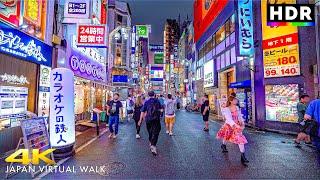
(4, 111, 320, 179)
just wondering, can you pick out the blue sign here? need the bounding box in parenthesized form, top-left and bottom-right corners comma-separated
(0, 22, 52, 66)
(68, 2, 87, 14)
(112, 75, 128, 83)
(229, 80, 251, 89)
(238, 0, 254, 56)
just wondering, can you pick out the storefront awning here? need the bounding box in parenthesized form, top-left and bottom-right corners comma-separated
(229, 80, 251, 89)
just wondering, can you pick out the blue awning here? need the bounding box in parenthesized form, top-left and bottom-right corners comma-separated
(229, 80, 251, 89)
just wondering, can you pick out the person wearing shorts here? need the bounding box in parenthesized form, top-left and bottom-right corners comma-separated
(164, 94, 176, 136)
(201, 94, 210, 132)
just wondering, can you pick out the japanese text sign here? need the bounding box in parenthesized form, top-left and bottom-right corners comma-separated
(0, 22, 52, 66)
(237, 0, 254, 56)
(76, 24, 107, 47)
(261, 0, 300, 78)
(64, 0, 89, 19)
(49, 68, 75, 147)
(38, 65, 51, 118)
(24, 0, 42, 26)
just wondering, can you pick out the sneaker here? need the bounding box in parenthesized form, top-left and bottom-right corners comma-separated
(112, 134, 117, 139)
(150, 146, 157, 155)
(166, 130, 169, 134)
(136, 134, 141, 139)
(108, 133, 113, 138)
(169, 132, 173, 136)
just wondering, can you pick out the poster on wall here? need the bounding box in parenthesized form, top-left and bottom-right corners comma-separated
(265, 84, 299, 123)
(0, 0, 21, 27)
(204, 60, 214, 88)
(38, 65, 51, 118)
(74, 84, 84, 114)
(76, 24, 107, 47)
(261, 0, 300, 78)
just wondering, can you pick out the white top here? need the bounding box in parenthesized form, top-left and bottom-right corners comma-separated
(221, 107, 244, 126)
(126, 98, 134, 110)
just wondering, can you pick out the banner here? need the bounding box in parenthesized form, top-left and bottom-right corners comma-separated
(38, 65, 51, 118)
(64, 0, 90, 19)
(261, 0, 300, 78)
(49, 68, 75, 147)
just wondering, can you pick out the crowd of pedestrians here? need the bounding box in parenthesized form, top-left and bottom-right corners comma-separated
(104, 90, 320, 165)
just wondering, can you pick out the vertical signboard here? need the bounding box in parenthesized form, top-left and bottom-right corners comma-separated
(49, 68, 75, 147)
(38, 65, 51, 118)
(261, 0, 300, 78)
(238, 0, 254, 56)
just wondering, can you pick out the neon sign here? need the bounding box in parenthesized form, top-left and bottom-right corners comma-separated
(0, 22, 52, 66)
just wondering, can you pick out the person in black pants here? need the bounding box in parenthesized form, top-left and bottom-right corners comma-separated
(201, 94, 210, 132)
(133, 95, 143, 139)
(139, 91, 163, 155)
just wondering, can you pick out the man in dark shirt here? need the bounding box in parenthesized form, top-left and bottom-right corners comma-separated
(139, 91, 163, 155)
(107, 93, 123, 139)
(201, 94, 210, 132)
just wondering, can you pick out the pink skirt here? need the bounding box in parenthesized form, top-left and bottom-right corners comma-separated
(216, 124, 248, 144)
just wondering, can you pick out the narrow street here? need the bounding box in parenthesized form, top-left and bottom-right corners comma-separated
(42, 111, 320, 179)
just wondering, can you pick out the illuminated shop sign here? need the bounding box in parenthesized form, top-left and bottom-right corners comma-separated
(204, 60, 214, 88)
(24, 0, 43, 26)
(0, 22, 52, 66)
(76, 24, 107, 47)
(67, 48, 106, 82)
(49, 68, 75, 147)
(72, 35, 104, 64)
(0, 0, 21, 27)
(113, 75, 128, 83)
(136, 25, 149, 38)
(238, 0, 254, 56)
(64, 0, 89, 18)
(261, 0, 300, 78)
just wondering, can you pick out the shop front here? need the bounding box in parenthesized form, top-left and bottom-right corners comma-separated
(0, 22, 52, 155)
(61, 33, 107, 130)
(229, 80, 252, 123)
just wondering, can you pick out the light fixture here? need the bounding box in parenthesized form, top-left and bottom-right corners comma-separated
(114, 32, 121, 40)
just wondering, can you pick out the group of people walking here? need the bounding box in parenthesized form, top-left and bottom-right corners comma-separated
(104, 91, 250, 165)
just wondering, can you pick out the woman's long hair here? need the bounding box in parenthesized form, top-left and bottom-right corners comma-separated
(226, 96, 237, 107)
(135, 96, 143, 107)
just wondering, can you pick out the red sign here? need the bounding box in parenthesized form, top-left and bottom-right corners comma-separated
(262, 33, 298, 50)
(101, 0, 107, 24)
(76, 24, 107, 47)
(0, 0, 21, 27)
(193, 0, 228, 42)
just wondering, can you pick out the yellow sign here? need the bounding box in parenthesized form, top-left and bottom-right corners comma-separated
(5, 149, 55, 165)
(261, 0, 300, 78)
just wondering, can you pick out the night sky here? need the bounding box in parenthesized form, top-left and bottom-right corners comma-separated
(121, 0, 193, 44)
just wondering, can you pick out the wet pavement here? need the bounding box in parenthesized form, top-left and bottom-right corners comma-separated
(4, 111, 320, 179)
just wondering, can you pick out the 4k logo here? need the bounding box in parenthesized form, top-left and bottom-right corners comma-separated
(5, 149, 55, 165)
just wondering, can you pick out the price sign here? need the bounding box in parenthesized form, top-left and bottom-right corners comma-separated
(263, 36, 300, 78)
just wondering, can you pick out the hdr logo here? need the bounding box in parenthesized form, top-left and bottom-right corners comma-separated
(267, 4, 315, 26)
(5, 149, 55, 165)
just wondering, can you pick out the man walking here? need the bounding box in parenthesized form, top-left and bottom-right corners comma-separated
(201, 94, 210, 132)
(164, 94, 176, 136)
(126, 95, 134, 122)
(107, 93, 123, 139)
(139, 91, 163, 155)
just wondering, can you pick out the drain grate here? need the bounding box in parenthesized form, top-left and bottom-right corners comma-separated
(97, 161, 126, 176)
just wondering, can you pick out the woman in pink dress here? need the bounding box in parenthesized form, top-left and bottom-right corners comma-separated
(216, 96, 249, 165)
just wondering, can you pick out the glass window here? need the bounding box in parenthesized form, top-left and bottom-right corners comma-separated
(225, 19, 231, 37)
(220, 53, 225, 69)
(225, 50, 230, 66)
(216, 56, 221, 70)
(230, 47, 236, 64)
(230, 14, 235, 33)
(212, 34, 216, 48)
(208, 36, 213, 52)
(215, 25, 225, 45)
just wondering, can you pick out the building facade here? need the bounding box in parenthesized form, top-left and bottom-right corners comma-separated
(193, 0, 318, 132)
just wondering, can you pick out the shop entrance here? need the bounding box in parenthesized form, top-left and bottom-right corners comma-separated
(219, 67, 236, 99)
